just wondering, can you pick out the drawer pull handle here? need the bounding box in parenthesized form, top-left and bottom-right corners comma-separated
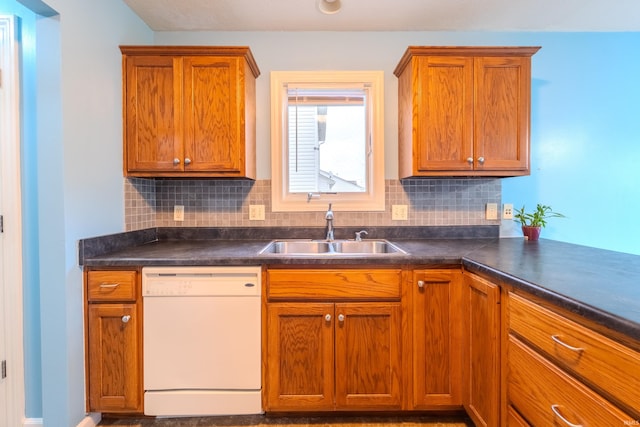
(99, 283, 120, 288)
(338, 314, 345, 322)
(551, 335, 584, 352)
(121, 315, 131, 323)
(551, 404, 583, 427)
(417, 280, 425, 288)
(325, 314, 331, 322)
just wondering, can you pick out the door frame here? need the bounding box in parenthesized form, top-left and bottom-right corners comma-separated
(0, 14, 26, 427)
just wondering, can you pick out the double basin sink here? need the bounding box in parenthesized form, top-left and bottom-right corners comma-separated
(258, 239, 407, 256)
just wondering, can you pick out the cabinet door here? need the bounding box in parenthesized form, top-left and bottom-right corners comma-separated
(265, 303, 334, 411)
(463, 273, 501, 427)
(334, 302, 402, 410)
(412, 269, 463, 408)
(415, 56, 474, 173)
(183, 56, 244, 173)
(87, 303, 141, 412)
(474, 56, 531, 173)
(124, 55, 183, 173)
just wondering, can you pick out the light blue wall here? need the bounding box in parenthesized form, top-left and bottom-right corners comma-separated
(501, 33, 640, 255)
(3, 0, 152, 424)
(3, 1, 640, 424)
(157, 31, 640, 255)
(34, 1, 151, 422)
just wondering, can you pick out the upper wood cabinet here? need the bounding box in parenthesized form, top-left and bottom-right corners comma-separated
(394, 46, 540, 178)
(121, 46, 260, 178)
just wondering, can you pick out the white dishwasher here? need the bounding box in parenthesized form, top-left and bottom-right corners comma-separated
(142, 266, 262, 416)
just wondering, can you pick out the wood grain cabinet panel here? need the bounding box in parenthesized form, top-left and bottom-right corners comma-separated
(87, 270, 137, 302)
(508, 335, 633, 426)
(462, 272, 500, 427)
(411, 269, 463, 408)
(87, 303, 141, 412)
(335, 302, 402, 410)
(264, 268, 403, 412)
(509, 292, 640, 417)
(265, 303, 335, 411)
(394, 46, 539, 177)
(121, 46, 259, 178)
(85, 269, 142, 413)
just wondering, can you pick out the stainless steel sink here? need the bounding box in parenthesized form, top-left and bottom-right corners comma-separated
(257, 239, 407, 256)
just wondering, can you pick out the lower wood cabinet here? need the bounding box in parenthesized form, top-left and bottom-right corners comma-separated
(508, 335, 631, 425)
(85, 269, 142, 413)
(462, 272, 501, 426)
(411, 269, 464, 408)
(507, 291, 640, 425)
(265, 301, 402, 411)
(264, 267, 404, 412)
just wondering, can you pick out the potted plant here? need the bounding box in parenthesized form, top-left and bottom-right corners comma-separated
(514, 204, 565, 241)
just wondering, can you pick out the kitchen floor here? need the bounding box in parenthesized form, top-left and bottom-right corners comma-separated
(97, 414, 474, 427)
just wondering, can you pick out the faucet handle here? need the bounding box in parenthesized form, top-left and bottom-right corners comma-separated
(354, 230, 368, 241)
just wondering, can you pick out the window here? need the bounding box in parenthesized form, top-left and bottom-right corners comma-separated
(270, 71, 384, 212)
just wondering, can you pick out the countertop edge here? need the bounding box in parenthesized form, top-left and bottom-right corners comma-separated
(462, 258, 640, 342)
(78, 228, 640, 344)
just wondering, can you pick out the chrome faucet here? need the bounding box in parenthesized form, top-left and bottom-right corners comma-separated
(354, 230, 368, 241)
(325, 203, 335, 241)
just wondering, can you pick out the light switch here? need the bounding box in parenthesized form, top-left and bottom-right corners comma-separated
(249, 204, 265, 221)
(392, 205, 408, 221)
(174, 205, 184, 221)
(486, 203, 498, 220)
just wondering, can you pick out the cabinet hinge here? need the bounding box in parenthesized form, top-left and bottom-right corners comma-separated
(1, 360, 6, 379)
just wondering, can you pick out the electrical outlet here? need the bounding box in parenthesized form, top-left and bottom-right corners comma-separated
(486, 203, 498, 220)
(174, 205, 184, 221)
(249, 204, 265, 221)
(503, 203, 514, 220)
(392, 204, 408, 221)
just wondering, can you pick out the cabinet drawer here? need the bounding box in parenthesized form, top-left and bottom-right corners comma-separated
(508, 335, 631, 426)
(506, 405, 530, 427)
(267, 269, 402, 300)
(509, 292, 640, 413)
(87, 270, 137, 302)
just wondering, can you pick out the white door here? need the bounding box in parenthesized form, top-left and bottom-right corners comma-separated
(0, 15, 23, 427)
(0, 122, 6, 427)
(0, 15, 9, 426)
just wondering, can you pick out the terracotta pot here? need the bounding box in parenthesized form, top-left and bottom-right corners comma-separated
(522, 226, 542, 241)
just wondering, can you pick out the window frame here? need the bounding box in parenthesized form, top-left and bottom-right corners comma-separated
(270, 70, 385, 212)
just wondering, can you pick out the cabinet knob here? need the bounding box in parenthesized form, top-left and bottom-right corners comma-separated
(173, 158, 180, 166)
(417, 280, 425, 288)
(121, 315, 131, 323)
(338, 314, 345, 322)
(466, 157, 473, 165)
(477, 156, 485, 164)
(184, 158, 192, 166)
(325, 314, 331, 322)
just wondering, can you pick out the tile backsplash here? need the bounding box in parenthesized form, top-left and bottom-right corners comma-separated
(124, 178, 501, 231)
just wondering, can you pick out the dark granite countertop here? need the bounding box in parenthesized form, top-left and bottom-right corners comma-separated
(78, 226, 640, 342)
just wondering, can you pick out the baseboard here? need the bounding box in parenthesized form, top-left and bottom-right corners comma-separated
(76, 413, 102, 427)
(21, 412, 100, 427)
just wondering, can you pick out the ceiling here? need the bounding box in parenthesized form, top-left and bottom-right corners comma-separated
(123, 0, 640, 32)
